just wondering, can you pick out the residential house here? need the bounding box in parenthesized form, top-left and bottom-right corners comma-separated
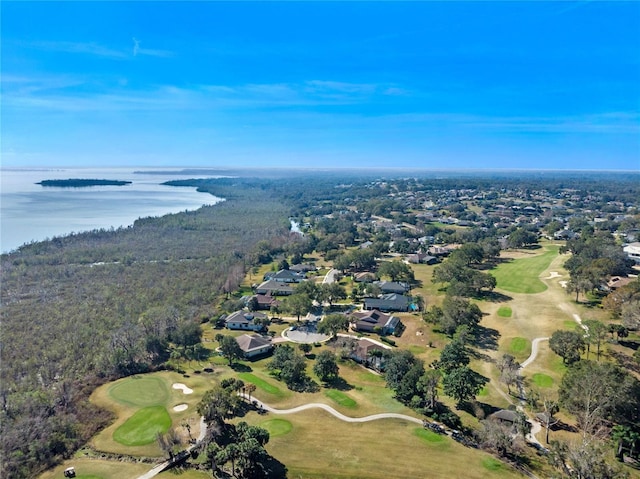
(407, 253, 438, 265)
(353, 272, 377, 283)
(607, 276, 636, 291)
(350, 309, 400, 335)
(374, 280, 410, 294)
(236, 334, 274, 359)
(488, 409, 519, 430)
(225, 310, 269, 331)
(263, 269, 305, 283)
(623, 242, 640, 264)
(350, 338, 388, 371)
(251, 293, 281, 311)
(255, 279, 294, 296)
(290, 263, 317, 273)
(364, 293, 410, 312)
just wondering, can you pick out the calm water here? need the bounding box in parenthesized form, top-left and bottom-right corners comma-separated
(1, 168, 224, 253)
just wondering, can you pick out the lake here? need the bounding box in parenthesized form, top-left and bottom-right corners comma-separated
(1, 167, 224, 253)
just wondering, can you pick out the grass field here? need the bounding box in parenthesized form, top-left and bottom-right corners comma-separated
(238, 372, 285, 397)
(113, 405, 171, 446)
(259, 418, 293, 437)
(491, 245, 559, 294)
(39, 459, 151, 479)
(531, 373, 554, 388)
(325, 389, 357, 408)
(497, 306, 512, 317)
(509, 337, 530, 358)
(89, 371, 211, 456)
(239, 409, 525, 479)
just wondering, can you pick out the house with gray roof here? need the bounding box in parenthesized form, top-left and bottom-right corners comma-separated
(236, 334, 273, 358)
(263, 269, 305, 283)
(225, 310, 269, 331)
(374, 280, 410, 294)
(363, 293, 410, 312)
(255, 279, 294, 296)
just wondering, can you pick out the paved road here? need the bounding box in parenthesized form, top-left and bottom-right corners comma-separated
(322, 268, 339, 284)
(519, 337, 549, 370)
(243, 395, 423, 425)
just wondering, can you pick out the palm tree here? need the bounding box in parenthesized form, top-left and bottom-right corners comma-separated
(245, 383, 257, 402)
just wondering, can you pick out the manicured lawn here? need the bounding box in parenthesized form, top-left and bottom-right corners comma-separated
(497, 306, 512, 318)
(413, 427, 448, 445)
(108, 376, 169, 407)
(113, 405, 171, 446)
(482, 457, 506, 471)
(39, 459, 151, 479)
(238, 372, 284, 397)
(491, 246, 559, 294)
(259, 418, 293, 437)
(242, 409, 525, 479)
(325, 389, 357, 408)
(509, 337, 530, 355)
(531, 373, 554, 388)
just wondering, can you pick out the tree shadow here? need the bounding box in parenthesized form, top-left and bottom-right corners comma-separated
(553, 420, 578, 433)
(461, 400, 501, 419)
(324, 376, 354, 391)
(230, 363, 253, 372)
(478, 291, 513, 303)
(262, 454, 289, 478)
(619, 340, 639, 351)
(473, 325, 500, 351)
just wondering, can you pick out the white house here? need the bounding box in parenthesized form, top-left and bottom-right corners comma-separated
(225, 310, 269, 331)
(236, 334, 273, 358)
(623, 242, 640, 264)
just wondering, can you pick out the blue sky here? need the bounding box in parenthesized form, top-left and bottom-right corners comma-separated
(2, 1, 639, 170)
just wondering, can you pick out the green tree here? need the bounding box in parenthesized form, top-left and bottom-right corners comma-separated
(436, 339, 470, 374)
(319, 282, 347, 306)
(582, 319, 608, 361)
(418, 369, 441, 411)
(378, 261, 414, 283)
(549, 330, 585, 364)
(317, 313, 349, 338)
(284, 293, 312, 321)
(313, 350, 339, 382)
(216, 334, 245, 366)
(442, 366, 487, 408)
(197, 385, 242, 428)
(298, 343, 312, 355)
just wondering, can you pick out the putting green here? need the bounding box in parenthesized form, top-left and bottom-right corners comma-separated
(531, 373, 554, 388)
(509, 337, 529, 355)
(109, 376, 169, 407)
(113, 406, 171, 446)
(260, 418, 293, 437)
(497, 306, 512, 318)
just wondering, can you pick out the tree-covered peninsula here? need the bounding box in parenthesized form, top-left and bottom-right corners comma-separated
(37, 179, 133, 187)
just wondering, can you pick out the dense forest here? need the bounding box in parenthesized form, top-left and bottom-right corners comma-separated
(0, 179, 292, 478)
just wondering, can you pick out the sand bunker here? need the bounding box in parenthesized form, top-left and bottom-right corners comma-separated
(173, 404, 188, 412)
(559, 281, 568, 288)
(172, 383, 194, 394)
(545, 271, 562, 279)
